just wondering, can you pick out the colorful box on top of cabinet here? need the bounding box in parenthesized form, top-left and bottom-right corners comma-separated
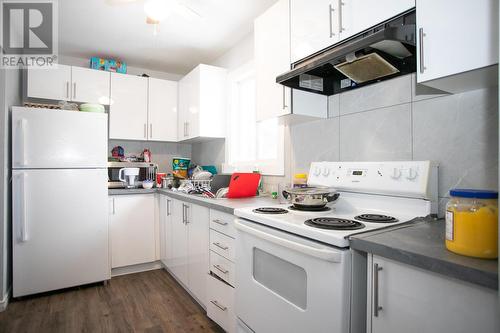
(90, 57, 127, 74)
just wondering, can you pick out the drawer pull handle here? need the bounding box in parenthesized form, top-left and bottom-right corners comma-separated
(214, 264, 229, 274)
(213, 219, 228, 226)
(213, 242, 229, 250)
(210, 300, 227, 311)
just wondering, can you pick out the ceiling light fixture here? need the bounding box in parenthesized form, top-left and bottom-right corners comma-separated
(144, 0, 172, 23)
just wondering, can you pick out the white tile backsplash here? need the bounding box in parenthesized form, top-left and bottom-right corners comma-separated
(413, 87, 498, 197)
(339, 74, 412, 115)
(339, 103, 412, 161)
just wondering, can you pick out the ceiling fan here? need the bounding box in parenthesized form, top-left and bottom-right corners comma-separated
(106, 0, 202, 33)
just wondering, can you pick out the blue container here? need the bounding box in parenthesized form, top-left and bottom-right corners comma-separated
(90, 57, 127, 74)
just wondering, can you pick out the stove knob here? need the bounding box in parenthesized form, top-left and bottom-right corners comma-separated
(313, 166, 321, 176)
(322, 167, 330, 177)
(406, 168, 418, 180)
(391, 167, 402, 179)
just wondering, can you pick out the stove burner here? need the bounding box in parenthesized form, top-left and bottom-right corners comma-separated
(288, 205, 332, 212)
(305, 218, 365, 230)
(253, 207, 289, 214)
(354, 214, 398, 223)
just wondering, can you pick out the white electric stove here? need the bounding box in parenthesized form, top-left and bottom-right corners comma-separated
(234, 161, 438, 333)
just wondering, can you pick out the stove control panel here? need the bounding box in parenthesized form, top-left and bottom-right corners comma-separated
(307, 161, 438, 200)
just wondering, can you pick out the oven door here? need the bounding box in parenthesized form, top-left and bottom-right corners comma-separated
(235, 218, 351, 333)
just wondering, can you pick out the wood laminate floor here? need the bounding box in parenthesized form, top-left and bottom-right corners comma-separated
(0, 269, 224, 333)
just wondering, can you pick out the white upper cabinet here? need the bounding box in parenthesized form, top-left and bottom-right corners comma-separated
(255, 0, 292, 121)
(177, 64, 226, 142)
(290, 0, 336, 63)
(148, 78, 178, 142)
(27, 65, 111, 104)
(290, 0, 414, 63)
(70, 67, 110, 105)
(416, 0, 498, 92)
(27, 65, 72, 101)
(109, 73, 149, 140)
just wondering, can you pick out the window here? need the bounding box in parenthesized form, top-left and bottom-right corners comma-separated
(223, 62, 284, 176)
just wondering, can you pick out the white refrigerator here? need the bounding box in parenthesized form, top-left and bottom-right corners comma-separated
(11, 107, 110, 297)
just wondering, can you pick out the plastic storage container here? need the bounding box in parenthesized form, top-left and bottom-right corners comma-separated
(445, 189, 498, 259)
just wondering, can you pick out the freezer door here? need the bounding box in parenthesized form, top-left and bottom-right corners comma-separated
(12, 169, 109, 297)
(12, 107, 107, 169)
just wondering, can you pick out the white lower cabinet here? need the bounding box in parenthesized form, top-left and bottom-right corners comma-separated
(207, 274, 236, 333)
(109, 194, 156, 268)
(161, 196, 209, 307)
(367, 254, 499, 333)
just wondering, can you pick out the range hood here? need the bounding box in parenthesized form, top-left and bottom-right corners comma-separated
(277, 10, 416, 96)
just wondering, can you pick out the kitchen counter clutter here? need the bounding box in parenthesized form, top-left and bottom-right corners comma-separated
(350, 216, 498, 290)
(109, 187, 276, 214)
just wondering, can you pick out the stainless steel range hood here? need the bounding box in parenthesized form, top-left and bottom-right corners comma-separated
(277, 10, 416, 96)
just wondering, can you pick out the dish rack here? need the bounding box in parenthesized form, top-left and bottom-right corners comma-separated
(181, 179, 212, 190)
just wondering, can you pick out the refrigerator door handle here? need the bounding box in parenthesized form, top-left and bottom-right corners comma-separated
(18, 118, 28, 167)
(18, 173, 29, 242)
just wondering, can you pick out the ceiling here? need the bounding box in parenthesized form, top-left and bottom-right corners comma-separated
(58, 0, 277, 74)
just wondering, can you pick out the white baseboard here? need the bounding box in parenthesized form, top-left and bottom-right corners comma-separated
(0, 287, 11, 312)
(111, 261, 163, 277)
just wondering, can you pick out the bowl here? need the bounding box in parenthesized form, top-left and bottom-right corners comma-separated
(142, 180, 154, 189)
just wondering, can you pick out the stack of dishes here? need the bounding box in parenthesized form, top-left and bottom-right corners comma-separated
(79, 103, 105, 113)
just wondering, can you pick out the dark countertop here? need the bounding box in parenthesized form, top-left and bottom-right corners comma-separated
(108, 188, 276, 214)
(350, 217, 498, 290)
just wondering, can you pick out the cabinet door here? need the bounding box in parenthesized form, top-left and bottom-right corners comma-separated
(169, 199, 189, 286)
(177, 69, 196, 141)
(416, 0, 498, 84)
(159, 197, 167, 266)
(71, 67, 110, 105)
(369, 255, 499, 333)
(255, 0, 292, 121)
(110, 195, 155, 268)
(27, 64, 71, 101)
(290, 0, 337, 63)
(349, 0, 414, 40)
(109, 73, 148, 140)
(148, 78, 178, 142)
(187, 203, 209, 306)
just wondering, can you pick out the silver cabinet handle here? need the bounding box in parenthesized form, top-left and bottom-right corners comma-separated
(184, 204, 189, 224)
(210, 300, 227, 311)
(183, 122, 187, 137)
(144, 123, 147, 139)
(166, 199, 171, 216)
(182, 204, 186, 224)
(213, 242, 229, 250)
(112, 198, 115, 215)
(73, 82, 76, 99)
(374, 263, 383, 317)
(213, 264, 228, 274)
(212, 219, 228, 226)
(338, 0, 345, 33)
(149, 123, 153, 139)
(186, 122, 189, 137)
(66, 81, 70, 99)
(419, 27, 426, 74)
(328, 4, 335, 37)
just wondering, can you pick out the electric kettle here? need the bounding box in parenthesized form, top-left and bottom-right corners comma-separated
(118, 167, 140, 188)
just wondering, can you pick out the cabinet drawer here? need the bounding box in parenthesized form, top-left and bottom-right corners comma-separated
(210, 229, 235, 262)
(207, 274, 235, 333)
(210, 251, 235, 286)
(210, 210, 236, 238)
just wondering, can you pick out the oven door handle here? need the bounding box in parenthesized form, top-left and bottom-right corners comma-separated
(235, 220, 342, 263)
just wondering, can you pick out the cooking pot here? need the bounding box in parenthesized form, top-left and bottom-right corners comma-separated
(282, 186, 340, 209)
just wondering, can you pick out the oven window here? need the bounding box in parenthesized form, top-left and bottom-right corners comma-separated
(253, 248, 307, 309)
